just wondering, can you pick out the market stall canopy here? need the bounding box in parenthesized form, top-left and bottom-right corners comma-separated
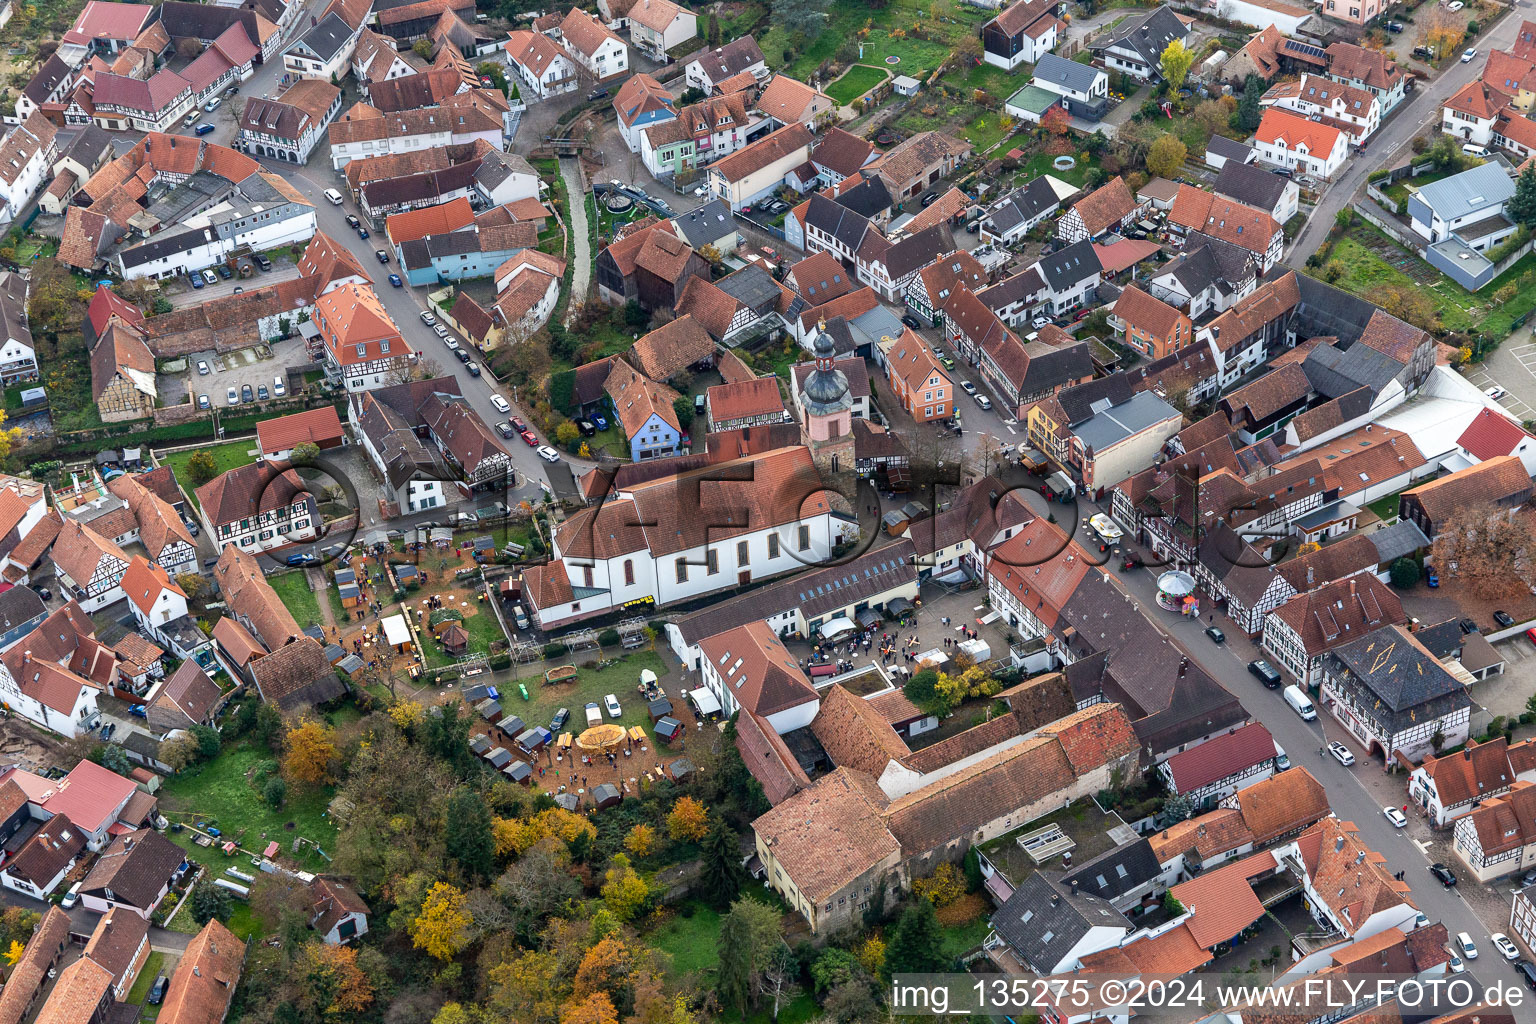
(821, 617, 857, 639)
(689, 687, 722, 715)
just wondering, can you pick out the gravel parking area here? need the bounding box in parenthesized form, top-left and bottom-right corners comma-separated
(185, 339, 312, 411)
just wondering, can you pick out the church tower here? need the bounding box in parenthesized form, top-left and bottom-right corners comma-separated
(798, 321, 856, 476)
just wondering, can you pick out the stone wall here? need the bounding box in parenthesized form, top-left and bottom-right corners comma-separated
(152, 403, 203, 428)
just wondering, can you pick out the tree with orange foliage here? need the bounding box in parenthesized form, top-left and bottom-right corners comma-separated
(666, 797, 709, 842)
(560, 992, 619, 1024)
(624, 823, 658, 856)
(573, 936, 634, 1001)
(298, 942, 376, 1017)
(1040, 104, 1071, 137)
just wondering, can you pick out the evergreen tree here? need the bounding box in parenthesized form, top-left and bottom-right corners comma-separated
(707, 11, 721, 46)
(444, 787, 495, 881)
(1510, 163, 1536, 230)
(1238, 75, 1264, 133)
(698, 814, 747, 908)
(717, 897, 780, 1018)
(191, 878, 233, 925)
(883, 898, 948, 977)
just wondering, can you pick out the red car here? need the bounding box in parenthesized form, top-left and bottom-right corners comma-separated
(520, 429, 539, 447)
(511, 415, 527, 432)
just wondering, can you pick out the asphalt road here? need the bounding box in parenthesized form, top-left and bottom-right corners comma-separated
(1285, 6, 1525, 269)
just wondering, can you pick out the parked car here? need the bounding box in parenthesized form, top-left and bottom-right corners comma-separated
(204, 97, 222, 112)
(901, 314, 924, 330)
(201, 269, 218, 285)
(1247, 660, 1281, 688)
(191, 272, 204, 289)
(497, 421, 516, 439)
(256, 384, 268, 400)
(286, 553, 317, 566)
(1448, 955, 1465, 974)
(513, 605, 530, 630)
(240, 384, 253, 403)
(432, 324, 448, 337)
(420, 311, 437, 325)
(550, 707, 569, 731)
(920, 191, 940, 207)
(183, 517, 199, 537)
(226, 386, 238, 405)
(511, 415, 528, 432)
(345, 214, 360, 228)
(1459, 618, 1479, 634)
(455, 349, 471, 364)
(959, 380, 977, 395)
(1486, 385, 1508, 400)
(588, 87, 609, 100)
(356, 224, 369, 239)
(939, 354, 956, 370)
(198, 394, 209, 409)
(195, 123, 215, 136)
(1387, 20, 1404, 30)
(491, 395, 511, 413)
(388, 273, 402, 287)
(1462, 46, 1476, 61)
(375, 249, 389, 263)
(1495, 610, 1516, 627)
(1458, 932, 1479, 959)
(576, 418, 596, 436)
(592, 413, 608, 430)
(1493, 933, 1520, 961)
(1328, 741, 1355, 766)
(1032, 316, 1053, 329)
(147, 976, 168, 1004)
(1204, 626, 1225, 644)
(253, 253, 272, 270)
(215, 264, 232, 279)
(520, 430, 538, 446)
(974, 394, 992, 411)
(466, 362, 481, 377)
(197, 360, 210, 375)
(274, 377, 286, 397)
(536, 445, 560, 463)
(1430, 862, 1458, 887)
(1383, 806, 1407, 828)
(603, 693, 622, 718)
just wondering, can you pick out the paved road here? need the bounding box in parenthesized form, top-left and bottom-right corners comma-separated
(1066, 496, 1507, 964)
(1285, 6, 1525, 270)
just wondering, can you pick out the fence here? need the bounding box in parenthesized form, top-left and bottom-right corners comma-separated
(1351, 199, 1428, 257)
(1363, 161, 1437, 214)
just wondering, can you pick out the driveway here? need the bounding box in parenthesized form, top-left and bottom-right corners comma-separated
(1285, 4, 1524, 269)
(185, 340, 310, 413)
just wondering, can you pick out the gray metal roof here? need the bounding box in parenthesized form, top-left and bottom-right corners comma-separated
(1073, 389, 1178, 452)
(1367, 520, 1429, 564)
(670, 198, 734, 247)
(1033, 52, 1105, 95)
(1413, 162, 1514, 224)
(989, 873, 1129, 973)
(1036, 238, 1103, 293)
(1060, 837, 1161, 903)
(1206, 135, 1253, 162)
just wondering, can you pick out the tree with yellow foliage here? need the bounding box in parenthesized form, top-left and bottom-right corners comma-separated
(1295, 541, 1321, 557)
(911, 863, 967, 908)
(560, 992, 619, 1024)
(600, 853, 651, 922)
(1422, 8, 1465, 60)
(388, 701, 425, 730)
(857, 935, 886, 977)
(624, 823, 657, 856)
(283, 719, 338, 786)
(666, 796, 708, 842)
(409, 882, 473, 961)
(491, 816, 521, 857)
(4, 940, 22, 965)
(487, 949, 560, 1024)
(933, 665, 1002, 713)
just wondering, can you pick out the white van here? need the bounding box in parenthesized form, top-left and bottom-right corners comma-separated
(1284, 684, 1317, 721)
(1462, 143, 1489, 158)
(323, 188, 344, 205)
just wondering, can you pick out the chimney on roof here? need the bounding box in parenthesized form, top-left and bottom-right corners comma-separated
(1050, 892, 1061, 906)
(194, 966, 200, 977)
(1069, 880, 1078, 895)
(21, 651, 27, 664)
(1307, 565, 1314, 585)
(1178, 657, 1187, 678)
(1335, 836, 1345, 853)
(1465, 747, 1473, 761)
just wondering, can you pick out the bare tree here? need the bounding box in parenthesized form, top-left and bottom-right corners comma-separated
(1430, 503, 1536, 598)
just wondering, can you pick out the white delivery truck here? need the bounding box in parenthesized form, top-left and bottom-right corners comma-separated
(1284, 685, 1317, 721)
(1045, 471, 1076, 499)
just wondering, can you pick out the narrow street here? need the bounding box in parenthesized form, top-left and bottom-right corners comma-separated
(1285, 5, 1524, 269)
(1060, 492, 1510, 963)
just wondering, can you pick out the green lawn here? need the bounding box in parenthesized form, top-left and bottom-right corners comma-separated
(509, 649, 671, 738)
(941, 915, 992, 958)
(645, 882, 795, 981)
(762, 0, 985, 80)
(268, 571, 324, 631)
(1011, 150, 1101, 189)
(1366, 492, 1403, 523)
(826, 64, 888, 105)
(1330, 226, 1536, 339)
(127, 952, 166, 1004)
(160, 441, 258, 511)
(158, 743, 340, 865)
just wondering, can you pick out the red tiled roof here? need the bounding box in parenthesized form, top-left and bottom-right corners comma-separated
(256, 407, 344, 456)
(1162, 723, 1275, 794)
(1170, 850, 1275, 948)
(707, 377, 783, 424)
(1458, 407, 1535, 462)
